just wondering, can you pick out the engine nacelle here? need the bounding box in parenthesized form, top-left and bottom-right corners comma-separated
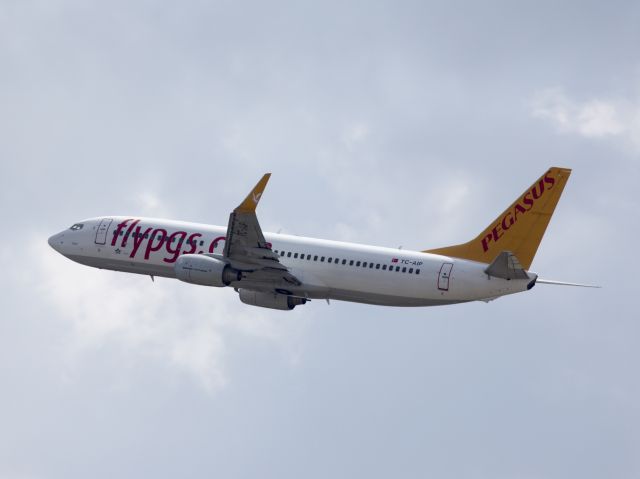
(174, 254, 240, 287)
(238, 289, 307, 310)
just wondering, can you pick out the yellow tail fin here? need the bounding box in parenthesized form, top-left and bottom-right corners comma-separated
(425, 167, 572, 269)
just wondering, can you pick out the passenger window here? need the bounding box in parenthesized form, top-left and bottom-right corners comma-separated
(382, 264, 387, 270)
(376, 264, 380, 269)
(294, 253, 298, 258)
(342, 259, 347, 265)
(369, 263, 374, 268)
(363, 262, 367, 267)
(321, 256, 325, 262)
(409, 268, 413, 273)
(200, 240, 204, 246)
(416, 269, 421, 274)
(349, 260, 354, 266)
(307, 254, 312, 260)
(314, 255, 318, 261)
(402, 267, 407, 273)
(287, 252, 292, 257)
(327, 258, 332, 263)
(356, 261, 361, 267)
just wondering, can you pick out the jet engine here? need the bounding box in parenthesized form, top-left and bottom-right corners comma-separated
(174, 255, 240, 287)
(238, 289, 307, 310)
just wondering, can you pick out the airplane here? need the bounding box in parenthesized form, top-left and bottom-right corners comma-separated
(48, 167, 596, 310)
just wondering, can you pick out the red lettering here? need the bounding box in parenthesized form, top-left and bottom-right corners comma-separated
(183, 232, 202, 255)
(144, 228, 167, 259)
(531, 179, 545, 200)
(478, 174, 558, 253)
(163, 231, 187, 263)
(514, 203, 526, 220)
(209, 236, 226, 254)
(522, 192, 534, 210)
(121, 219, 140, 247)
(501, 212, 514, 230)
(544, 173, 555, 189)
(492, 224, 503, 243)
(481, 232, 493, 252)
(130, 227, 152, 258)
(111, 219, 131, 246)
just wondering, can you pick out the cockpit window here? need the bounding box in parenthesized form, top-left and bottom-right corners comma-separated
(69, 223, 84, 231)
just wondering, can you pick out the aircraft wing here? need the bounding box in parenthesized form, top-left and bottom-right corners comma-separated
(222, 174, 302, 287)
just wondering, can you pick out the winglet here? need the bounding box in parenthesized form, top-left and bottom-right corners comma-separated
(236, 173, 271, 213)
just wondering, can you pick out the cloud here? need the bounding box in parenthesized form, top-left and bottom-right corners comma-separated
(135, 191, 168, 217)
(31, 236, 286, 394)
(530, 87, 640, 151)
(342, 122, 370, 151)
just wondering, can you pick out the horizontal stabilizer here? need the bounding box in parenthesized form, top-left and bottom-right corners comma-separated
(484, 251, 530, 280)
(536, 279, 601, 288)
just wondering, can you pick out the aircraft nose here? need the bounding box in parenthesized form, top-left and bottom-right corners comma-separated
(48, 232, 64, 252)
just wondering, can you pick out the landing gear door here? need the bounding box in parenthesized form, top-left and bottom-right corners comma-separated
(95, 218, 113, 245)
(438, 263, 454, 291)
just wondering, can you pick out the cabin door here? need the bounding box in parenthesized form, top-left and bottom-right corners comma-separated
(95, 218, 113, 245)
(438, 263, 454, 291)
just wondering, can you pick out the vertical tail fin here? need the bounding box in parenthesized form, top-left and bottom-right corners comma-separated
(425, 167, 572, 269)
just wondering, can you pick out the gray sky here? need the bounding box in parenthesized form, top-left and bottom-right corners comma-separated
(1, 0, 639, 477)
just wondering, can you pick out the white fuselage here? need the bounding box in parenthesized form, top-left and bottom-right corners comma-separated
(48, 216, 536, 307)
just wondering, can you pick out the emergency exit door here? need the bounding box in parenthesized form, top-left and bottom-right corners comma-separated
(95, 218, 113, 245)
(438, 263, 454, 291)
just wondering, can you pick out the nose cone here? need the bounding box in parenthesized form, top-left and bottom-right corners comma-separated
(48, 232, 64, 253)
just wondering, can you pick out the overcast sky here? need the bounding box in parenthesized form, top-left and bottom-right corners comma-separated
(1, 0, 639, 477)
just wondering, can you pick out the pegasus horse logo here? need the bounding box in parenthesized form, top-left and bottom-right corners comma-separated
(253, 192, 262, 204)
